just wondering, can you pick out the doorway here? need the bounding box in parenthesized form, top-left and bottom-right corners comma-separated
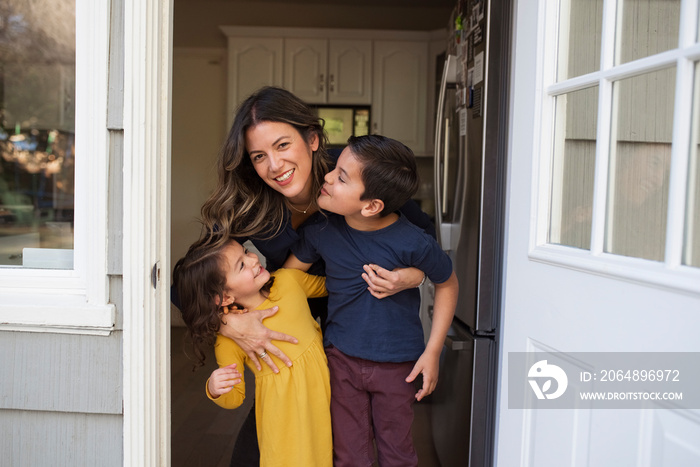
(168, 1, 453, 465)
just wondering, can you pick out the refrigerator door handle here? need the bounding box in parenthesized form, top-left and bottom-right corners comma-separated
(445, 334, 469, 351)
(442, 118, 450, 216)
(434, 55, 457, 249)
(434, 62, 448, 231)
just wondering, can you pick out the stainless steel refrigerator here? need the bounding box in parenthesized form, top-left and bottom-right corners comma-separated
(424, 1, 511, 465)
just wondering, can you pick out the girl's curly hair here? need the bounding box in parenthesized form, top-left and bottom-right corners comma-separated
(172, 235, 273, 367)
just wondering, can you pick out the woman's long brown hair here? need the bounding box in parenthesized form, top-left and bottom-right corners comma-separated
(200, 86, 331, 246)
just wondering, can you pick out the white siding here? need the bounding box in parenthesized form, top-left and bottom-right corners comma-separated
(1, 410, 122, 467)
(0, 331, 122, 414)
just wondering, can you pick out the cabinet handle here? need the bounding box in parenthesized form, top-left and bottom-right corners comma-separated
(319, 73, 325, 93)
(329, 74, 335, 92)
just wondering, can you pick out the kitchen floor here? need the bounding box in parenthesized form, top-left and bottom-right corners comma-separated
(171, 326, 441, 466)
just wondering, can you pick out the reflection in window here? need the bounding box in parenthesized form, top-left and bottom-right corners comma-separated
(557, 0, 603, 81)
(606, 68, 675, 261)
(618, 0, 680, 65)
(685, 63, 700, 267)
(0, 0, 75, 267)
(549, 86, 599, 250)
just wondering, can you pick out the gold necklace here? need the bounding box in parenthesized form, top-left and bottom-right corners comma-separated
(287, 199, 313, 214)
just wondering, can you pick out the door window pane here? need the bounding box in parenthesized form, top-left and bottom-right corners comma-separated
(605, 68, 675, 261)
(549, 87, 599, 249)
(618, 0, 680, 65)
(0, 0, 75, 268)
(685, 62, 700, 267)
(557, 0, 603, 81)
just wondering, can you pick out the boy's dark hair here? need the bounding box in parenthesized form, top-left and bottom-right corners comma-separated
(172, 234, 273, 367)
(346, 134, 419, 216)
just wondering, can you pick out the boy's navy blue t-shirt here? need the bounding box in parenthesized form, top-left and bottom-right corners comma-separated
(292, 213, 452, 363)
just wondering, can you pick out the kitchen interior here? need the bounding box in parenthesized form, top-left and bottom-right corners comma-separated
(170, 0, 506, 466)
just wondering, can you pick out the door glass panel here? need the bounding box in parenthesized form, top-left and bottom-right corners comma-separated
(0, 0, 75, 268)
(618, 0, 680, 65)
(549, 86, 599, 250)
(557, 0, 603, 81)
(685, 63, 700, 267)
(605, 68, 675, 261)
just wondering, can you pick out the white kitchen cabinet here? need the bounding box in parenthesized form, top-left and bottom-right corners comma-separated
(284, 38, 327, 104)
(285, 38, 372, 105)
(224, 37, 283, 124)
(372, 40, 429, 155)
(220, 27, 434, 154)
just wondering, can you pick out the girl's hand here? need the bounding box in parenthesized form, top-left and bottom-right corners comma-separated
(361, 265, 425, 299)
(208, 363, 242, 398)
(218, 306, 298, 373)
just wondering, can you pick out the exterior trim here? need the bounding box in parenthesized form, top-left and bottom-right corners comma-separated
(122, 0, 172, 464)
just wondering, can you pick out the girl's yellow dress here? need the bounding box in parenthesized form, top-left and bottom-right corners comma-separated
(206, 268, 332, 467)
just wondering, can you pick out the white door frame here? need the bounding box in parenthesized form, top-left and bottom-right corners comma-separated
(122, 0, 173, 465)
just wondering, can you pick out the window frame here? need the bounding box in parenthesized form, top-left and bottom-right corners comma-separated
(529, 0, 700, 295)
(0, 0, 114, 335)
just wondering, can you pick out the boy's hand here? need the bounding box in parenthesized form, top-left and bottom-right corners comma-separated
(405, 350, 440, 401)
(208, 363, 242, 398)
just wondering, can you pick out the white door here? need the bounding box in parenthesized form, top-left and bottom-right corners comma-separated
(496, 1, 700, 466)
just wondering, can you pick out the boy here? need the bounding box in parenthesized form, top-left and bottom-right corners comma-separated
(284, 134, 458, 467)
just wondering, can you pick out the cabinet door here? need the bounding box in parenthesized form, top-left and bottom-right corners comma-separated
(372, 41, 428, 154)
(284, 38, 328, 104)
(226, 37, 283, 123)
(328, 40, 372, 104)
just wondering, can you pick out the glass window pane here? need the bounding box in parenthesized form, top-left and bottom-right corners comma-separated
(618, 0, 680, 65)
(557, 0, 603, 81)
(549, 86, 599, 249)
(685, 63, 700, 267)
(0, 0, 75, 268)
(606, 68, 675, 261)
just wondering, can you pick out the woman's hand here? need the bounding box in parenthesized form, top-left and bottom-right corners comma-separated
(361, 264, 425, 299)
(218, 306, 298, 373)
(208, 363, 242, 398)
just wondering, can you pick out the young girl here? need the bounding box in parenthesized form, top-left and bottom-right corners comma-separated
(172, 236, 332, 467)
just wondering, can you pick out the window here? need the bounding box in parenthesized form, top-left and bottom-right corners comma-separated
(0, 0, 75, 269)
(0, 0, 113, 334)
(534, 0, 700, 293)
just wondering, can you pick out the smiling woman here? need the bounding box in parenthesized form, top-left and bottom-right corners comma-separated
(201, 86, 330, 243)
(246, 120, 319, 215)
